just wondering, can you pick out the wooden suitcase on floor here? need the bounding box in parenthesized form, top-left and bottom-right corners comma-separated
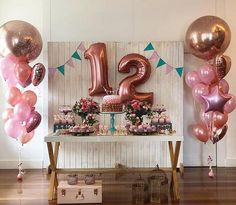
(57, 180, 102, 204)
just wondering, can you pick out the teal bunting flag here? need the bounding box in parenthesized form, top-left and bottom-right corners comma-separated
(72, 51, 81, 60)
(57, 65, 65, 75)
(156, 58, 166, 68)
(176, 67, 184, 77)
(144, 42, 154, 51)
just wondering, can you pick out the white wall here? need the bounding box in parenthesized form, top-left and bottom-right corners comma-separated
(0, 0, 235, 168)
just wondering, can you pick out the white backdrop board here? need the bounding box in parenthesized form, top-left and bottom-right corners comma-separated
(48, 41, 183, 168)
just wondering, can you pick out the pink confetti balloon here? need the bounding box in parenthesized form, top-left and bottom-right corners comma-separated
(25, 111, 41, 133)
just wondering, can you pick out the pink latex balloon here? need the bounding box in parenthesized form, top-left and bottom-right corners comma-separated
(15, 62, 32, 88)
(193, 123, 209, 143)
(2, 108, 14, 123)
(200, 110, 213, 127)
(224, 95, 236, 113)
(0, 54, 18, 80)
(4, 117, 23, 139)
(25, 111, 41, 133)
(213, 111, 228, 128)
(6, 74, 18, 87)
(22, 90, 37, 107)
(192, 83, 209, 103)
(18, 128, 34, 144)
(5, 87, 22, 106)
(185, 71, 201, 88)
(198, 64, 216, 84)
(219, 79, 229, 94)
(14, 101, 31, 122)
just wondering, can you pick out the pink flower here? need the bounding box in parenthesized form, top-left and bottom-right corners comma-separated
(132, 102, 141, 110)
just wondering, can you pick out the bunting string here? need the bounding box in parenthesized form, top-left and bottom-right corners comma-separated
(144, 42, 184, 77)
(48, 42, 86, 77)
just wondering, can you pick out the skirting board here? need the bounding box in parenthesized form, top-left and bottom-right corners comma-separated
(0, 160, 43, 169)
(226, 158, 236, 167)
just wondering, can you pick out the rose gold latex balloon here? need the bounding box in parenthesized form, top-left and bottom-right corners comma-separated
(185, 16, 231, 60)
(0, 20, 42, 62)
(15, 62, 32, 87)
(118, 53, 153, 104)
(193, 123, 209, 143)
(215, 55, 231, 79)
(84, 43, 112, 96)
(213, 111, 228, 128)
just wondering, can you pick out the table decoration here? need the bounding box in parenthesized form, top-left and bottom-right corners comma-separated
(72, 98, 100, 126)
(125, 100, 153, 126)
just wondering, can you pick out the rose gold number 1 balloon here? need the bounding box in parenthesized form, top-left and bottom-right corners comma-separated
(84, 43, 112, 96)
(118, 53, 153, 104)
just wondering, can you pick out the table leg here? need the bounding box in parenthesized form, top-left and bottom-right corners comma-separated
(168, 141, 181, 201)
(47, 142, 60, 200)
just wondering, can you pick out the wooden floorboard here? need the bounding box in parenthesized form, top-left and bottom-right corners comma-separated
(0, 167, 236, 205)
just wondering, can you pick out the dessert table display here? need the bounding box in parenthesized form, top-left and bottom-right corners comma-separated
(47, 41, 184, 203)
(45, 133, 183, 201)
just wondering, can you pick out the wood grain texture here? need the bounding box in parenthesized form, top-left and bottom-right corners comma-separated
(48, 41, 183, 168)
(0, 168, 236, 205)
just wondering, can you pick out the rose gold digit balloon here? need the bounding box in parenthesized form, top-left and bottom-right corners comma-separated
(185, 16, 231, 60)
(215, 55, 231, 80)
(84, 43, 112, 96)
(118, 53, 153, 104)
(0, 20, 42, 62)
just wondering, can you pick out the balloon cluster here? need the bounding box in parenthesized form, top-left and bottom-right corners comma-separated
(0, 20, 45, 145)
(185, 16, 235, 144)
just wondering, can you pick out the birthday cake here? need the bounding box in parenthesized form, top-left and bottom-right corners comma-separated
(101, 95, 123, 112)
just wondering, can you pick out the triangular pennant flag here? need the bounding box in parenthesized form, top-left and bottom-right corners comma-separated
(72, 51, 81, 60)
(156, 58, 166, 68)
(165, 65, 173, 74)
(149, 51, 159, 62)
(57, 65, 65, 75)
(48, 68, 57, 77)
(144, 42, 154, 51)
(176, 67, 184, 77)
(78, 42, 86, 52)
(66, 58, 74, 67)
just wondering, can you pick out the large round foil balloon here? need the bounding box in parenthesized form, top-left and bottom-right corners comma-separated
(185, 16, 231, 60)
(0, 20, 42, 62)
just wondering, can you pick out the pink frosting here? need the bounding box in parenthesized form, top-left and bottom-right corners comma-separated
(103, 95, 121, 104)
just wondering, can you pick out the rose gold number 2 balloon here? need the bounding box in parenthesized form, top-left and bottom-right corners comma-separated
(84, 43, 112, 96)
(118, 53, 153, 104)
